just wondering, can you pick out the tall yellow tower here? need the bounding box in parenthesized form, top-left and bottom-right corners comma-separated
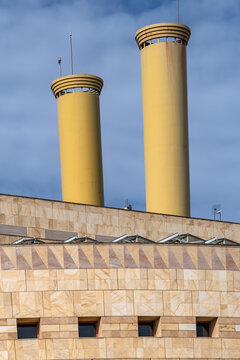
(135, 23, 191, 217)
(51, 74, 104, 206)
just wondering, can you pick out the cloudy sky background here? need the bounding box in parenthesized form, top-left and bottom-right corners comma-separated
(0, 0, 239, 222)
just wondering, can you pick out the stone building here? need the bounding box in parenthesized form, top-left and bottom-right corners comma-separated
(0, 193, 239, 359)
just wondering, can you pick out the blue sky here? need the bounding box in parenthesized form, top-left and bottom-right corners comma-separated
(0, 0, 240, 222)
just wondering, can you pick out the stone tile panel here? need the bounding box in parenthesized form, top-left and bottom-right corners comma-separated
(26, 270, 57, 291)
(40, 317, 78, 339)
(222, 338, 240, 358)
(74, 291, 104, 316)
(164, 338, 194, 358)
(193, 338, 222, 358)
(148, 269, 177, 290)
(12, 291, 43, 318)
(88, 269, 118, 290)
(73, 338, 106, 359)
(118, 269, 147, 290)
(106, 337, 137, 358)
(192, 291, 221, 316)
(43, 291, 74, 317)
(163, 291, 193, 316)
(0, 244, 239, 272)
(0, 270, 25, 292)
(136, 337, 165, 358)
(0, 340, 15, 360)
(104, 290, 134, 316)
(134, 290, 163, 316)
(57, 269, 87, 291)
(15, 339, 46, 359)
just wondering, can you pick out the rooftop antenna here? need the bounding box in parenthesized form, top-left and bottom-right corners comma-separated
(124, 199, 132, 211)
(70, 32, 74, 75)
(216, 209, 222, 221)
(177, 0, 179, 23)
(58, 57, 62, 77)
(212, 204, 222, 221)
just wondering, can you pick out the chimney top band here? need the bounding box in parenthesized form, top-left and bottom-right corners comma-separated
(135, 23, 191, 49)
(51, 74, 104, 98)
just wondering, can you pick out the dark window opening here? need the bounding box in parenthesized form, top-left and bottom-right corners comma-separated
(197, 322, 209, 337)
(78, 322, 96, 337)
(196, 317, 217, 337)
(17, 321, 38, 339)
(138, 321, 154, 337)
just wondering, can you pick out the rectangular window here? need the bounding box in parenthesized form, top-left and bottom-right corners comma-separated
(17, 319, 39, 339)
(138, 317, 160, 337)
(78, 317, 100, 338)
(78, 322, 96, 337)
(138, 321, 154, 337)
(196, 317, 218, 337)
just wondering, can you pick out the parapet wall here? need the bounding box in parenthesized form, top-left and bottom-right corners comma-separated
(0, 194, 238, 243)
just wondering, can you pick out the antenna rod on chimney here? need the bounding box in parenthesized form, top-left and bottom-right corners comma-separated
(177, 0, 179, 23)
(58, 57, 62, 77)
(70, 32, 74, 75)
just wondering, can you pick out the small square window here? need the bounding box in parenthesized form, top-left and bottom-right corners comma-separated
(196, 317, 218, 337)
(78, 318, 100, 338)
(17, 319, 39, 339)
(78, 322, 96, 337)
(138, 317, 160, 337)
(138, 321, 154, 337)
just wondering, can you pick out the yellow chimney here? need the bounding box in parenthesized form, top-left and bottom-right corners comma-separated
(135, 23, 191, 216)
(51, 74, 104, 206)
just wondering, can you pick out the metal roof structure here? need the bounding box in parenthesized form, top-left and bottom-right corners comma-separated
(12, 238, 45, 245)
(64, 236, 101, 244)
(158, 233, 205, 244)
(205, 237, 239, 246)
(112, 234, 155, 244)
(9, 234, 240, 247)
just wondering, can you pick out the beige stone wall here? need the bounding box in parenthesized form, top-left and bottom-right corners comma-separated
(0, 194, 239, 243)
(0, 243, 238, 358)
(0, 195, 239, 358)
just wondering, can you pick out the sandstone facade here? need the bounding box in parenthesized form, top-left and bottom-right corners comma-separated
(0, 195, 238, 359)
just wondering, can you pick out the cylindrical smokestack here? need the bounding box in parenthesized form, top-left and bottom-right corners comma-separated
(51, 74, 104, 206)
(135, 23, 191, 217)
